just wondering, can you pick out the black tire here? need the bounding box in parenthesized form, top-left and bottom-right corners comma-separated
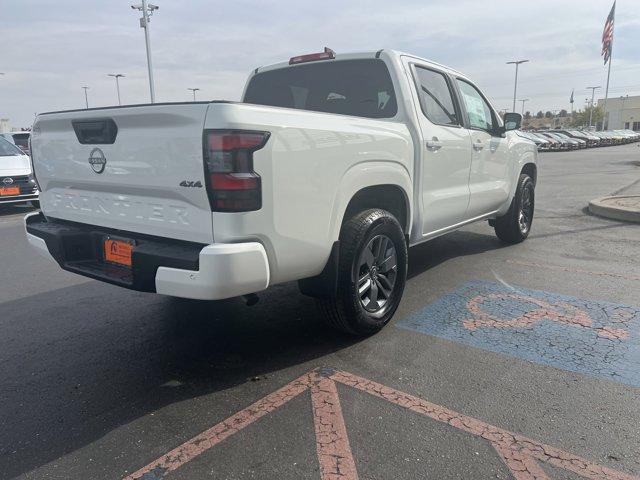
(318, 209, 407, 336)
(493, 173, 535, 244)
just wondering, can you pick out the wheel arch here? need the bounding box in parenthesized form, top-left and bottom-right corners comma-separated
(521, 162, 537, 185)
(300, 162, 412, 299)
(342, 184, 411, 234)
(330, 161, 413, 240)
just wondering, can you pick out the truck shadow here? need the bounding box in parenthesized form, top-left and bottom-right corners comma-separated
(0, 280, 356, 479)
(0, 229, 505, 478)
(408, 229, 507, 280)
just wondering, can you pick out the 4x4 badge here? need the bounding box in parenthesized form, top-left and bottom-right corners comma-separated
(179, 180, 203, 188)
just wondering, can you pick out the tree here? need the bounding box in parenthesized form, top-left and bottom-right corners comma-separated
(544, 111, 553, 118)
(559, 109, 568, 117)
(536, 111, 544, 119)
(570, 106, 604, 127)
(524, 111, 531, 119)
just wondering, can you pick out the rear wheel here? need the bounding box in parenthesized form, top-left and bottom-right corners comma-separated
(318, 209, 407, 336)
(493, 173, 534, 244)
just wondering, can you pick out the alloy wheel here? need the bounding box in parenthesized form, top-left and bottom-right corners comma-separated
(356, 234, 398, 313)
(518, 183, 534, 234)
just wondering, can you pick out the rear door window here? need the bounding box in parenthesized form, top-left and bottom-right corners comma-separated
(413, 66, 459, 126)
(244, 59, 398, 119)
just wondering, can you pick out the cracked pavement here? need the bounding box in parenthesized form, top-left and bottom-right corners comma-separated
(1, 143, 639, 479)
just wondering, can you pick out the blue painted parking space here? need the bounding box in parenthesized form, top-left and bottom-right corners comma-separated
(398, 281, 640, 387)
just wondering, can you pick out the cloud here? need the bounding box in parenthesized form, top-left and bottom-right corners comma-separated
(1, 0, 639, 127)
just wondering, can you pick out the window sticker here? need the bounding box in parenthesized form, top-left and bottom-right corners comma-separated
(464, 93, 487, 128)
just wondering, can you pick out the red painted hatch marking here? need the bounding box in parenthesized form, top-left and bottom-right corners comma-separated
(123, 368, 638, 480)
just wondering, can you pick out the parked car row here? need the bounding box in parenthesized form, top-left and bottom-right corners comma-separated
(516, 129, 640, 151)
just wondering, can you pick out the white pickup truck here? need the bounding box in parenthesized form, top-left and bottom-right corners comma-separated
(25, 49, 537, 335)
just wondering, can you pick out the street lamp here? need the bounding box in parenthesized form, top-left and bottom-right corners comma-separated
(506, 59, 529, 112)
(586, 86, 601, 129)
(188, 88, 200, 101)
(519, 98, 529, 116)
(107, 74, 125, 105)
(131, 1, 159, 103)
(82, 86, 90, 109)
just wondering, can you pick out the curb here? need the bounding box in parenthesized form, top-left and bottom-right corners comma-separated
(588, 195, 640, 223)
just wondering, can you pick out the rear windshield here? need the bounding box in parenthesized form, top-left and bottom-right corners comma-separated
(244, 59, 398, 119)
(11, 133, 30, 149)
(0, 137, 23, 156)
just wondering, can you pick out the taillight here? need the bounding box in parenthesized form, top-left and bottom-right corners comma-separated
(28, 135, 41, 191)
(203, 130, 270, 212)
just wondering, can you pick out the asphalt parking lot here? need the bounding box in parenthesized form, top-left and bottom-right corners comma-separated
(1, 144, 640, 480)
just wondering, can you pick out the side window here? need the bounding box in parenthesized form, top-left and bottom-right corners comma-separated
(456, 79, 495, 132)
(414, 66, 459, 126)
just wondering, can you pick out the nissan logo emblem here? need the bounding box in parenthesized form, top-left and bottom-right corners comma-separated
(2, 177, 14, 185)
(88, 148, 107, 174)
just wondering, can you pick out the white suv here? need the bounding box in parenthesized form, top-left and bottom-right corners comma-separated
(0, 132, 31, 155)
(0, 137, 39, 206)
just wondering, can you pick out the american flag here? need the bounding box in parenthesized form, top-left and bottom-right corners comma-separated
(601, 2, 615, 65)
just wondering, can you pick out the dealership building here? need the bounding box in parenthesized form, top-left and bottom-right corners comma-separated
(598, 95, 640, 131)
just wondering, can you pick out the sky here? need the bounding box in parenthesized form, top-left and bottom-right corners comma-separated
(1, 0, 639, 128)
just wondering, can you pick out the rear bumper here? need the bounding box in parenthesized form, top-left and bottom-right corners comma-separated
(155, 243, 270, 300)
(24, 212, 270, 300)
(0, 192, 38, 204)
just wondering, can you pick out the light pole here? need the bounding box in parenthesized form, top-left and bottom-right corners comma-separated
(82, 86, 90, 109)
(519, 98, 529, 116)
(108, 74, 125, 105)
(586, 86, 601, 129)
(131, 1, 159, 103)
(506, 59, 529, 112)
(584, 98, 589, 127)
(188, 88, 200, 101)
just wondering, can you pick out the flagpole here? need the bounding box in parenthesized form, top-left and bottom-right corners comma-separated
(602, 2, 615, 130)
(602, 48, 613, 129)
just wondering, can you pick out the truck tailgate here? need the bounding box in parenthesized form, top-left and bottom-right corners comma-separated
(31, 103, 214, 244)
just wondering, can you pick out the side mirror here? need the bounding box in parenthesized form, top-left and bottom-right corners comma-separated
(503, 112, 522, 131)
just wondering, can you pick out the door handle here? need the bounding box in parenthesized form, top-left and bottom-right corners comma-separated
(426, 137, 443, 151)
(473, 140, 484, 151)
